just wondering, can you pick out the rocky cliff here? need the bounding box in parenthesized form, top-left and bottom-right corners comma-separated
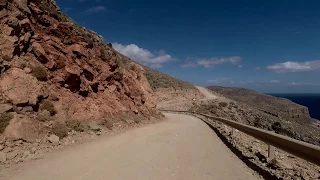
(0, 0, 157, 141)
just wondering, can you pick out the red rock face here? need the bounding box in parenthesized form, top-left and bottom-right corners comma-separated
(0, 0, 156, 139)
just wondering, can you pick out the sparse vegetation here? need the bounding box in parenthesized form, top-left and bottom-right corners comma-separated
(52, 122, 68, 138)
(271, 121, 282, 133)
(121, 113, 130, 121)
(31, 66, 48, 81)
(2, 55, 11, 62)
(133, 114, 145, 124)
(39, 100, 57, 115)
(0, 112, 14, 133)
(100, 48, 109, 61)
(99, 119, 113, 130)
(66, 120, 88, 132)
(37, 110, 53, 122)
(143, 65, 196, 90)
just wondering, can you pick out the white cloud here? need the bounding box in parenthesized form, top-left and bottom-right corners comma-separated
(112, 42, 173, 68)
(267, 60, 320, 73)
(181, 56, 242, 68)
(238, 65, 243, 68)
(255, 67, 261, 70)
(288, 82, 320, 86)
(85, 6, 107, 13)
(207, 78, 235, 84)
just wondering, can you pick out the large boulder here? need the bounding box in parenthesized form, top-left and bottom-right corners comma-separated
(0, 68, 44, 106)
(3, 114, 47, 142)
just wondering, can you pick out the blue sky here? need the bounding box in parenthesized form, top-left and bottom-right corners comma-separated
(56, 0, 320, 93)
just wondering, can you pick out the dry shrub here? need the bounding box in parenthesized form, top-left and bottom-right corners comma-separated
(2, 55, 11, 61)
(66, 120, 88, 132)
(40, 100, 57, 115)
(37, 110, 53, 122)
(31, 66, 47, 81)
(52, 122, 68, 138)
(99, 119, 113, 130)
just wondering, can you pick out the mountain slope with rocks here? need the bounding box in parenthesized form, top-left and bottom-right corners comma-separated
(141, 66, 203, 109)
(203, 86, 320, 145)
(0, 0, 160, 142)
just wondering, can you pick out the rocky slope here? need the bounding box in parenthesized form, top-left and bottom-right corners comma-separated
(195, 86, 320, 145)
(0, 0, 158, 141)
(142, 66, 203, 108)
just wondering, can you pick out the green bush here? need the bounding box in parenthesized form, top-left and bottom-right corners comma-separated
(52, 122, 68, 138)
(66, 120, 88, 132)
(99, 119, 113, 130)
(32, 66, 48, 81)
(39, 100, 57, 115)
(0, 113, 14, 133)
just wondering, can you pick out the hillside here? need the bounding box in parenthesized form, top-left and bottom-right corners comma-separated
(143, 66, 196, 90)
(202, 86, 320, 145)
(0, 0, 159, 141)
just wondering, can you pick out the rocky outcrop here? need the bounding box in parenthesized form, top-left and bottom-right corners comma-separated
(0, 0, 157, 140)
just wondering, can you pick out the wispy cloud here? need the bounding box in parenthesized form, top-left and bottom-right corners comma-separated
(255, 67, 261, 71)
(267, 60, 320, 73)
(207, 78, 235, 84)
(85, 6, 107, 13)
(112, 43, 173, 68)
(64, 8, 73, 13)
(288, 82, 320, 86)
(207, 79, 282, 86)
(181, 56, 242, 68)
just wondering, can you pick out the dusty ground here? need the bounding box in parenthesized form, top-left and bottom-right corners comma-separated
(196, 86, 219, 99)
(0, 113, 262, 180)
(0, 116, 162, 168)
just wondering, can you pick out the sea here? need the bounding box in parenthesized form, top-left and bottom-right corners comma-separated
(267, 93, 320, 120)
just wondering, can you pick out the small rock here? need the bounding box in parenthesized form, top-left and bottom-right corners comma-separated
(22, 150, 31, 158)
(0, 152, 6, 163)
(95, 131, 102, 136)
(30, 147, 37, 154)
(0, 0, 7, 7)
(23, 67, 32, 74)
(0, 9, 8, 19)
(15, 140, 23, 146)
(0, 104, 13, 113)
(89, 124, 101, 131)
(255, 152, 267, 163)
(7, 151, 18, 160)
(47, 135, 59, 144)
(2, 147, 12, 153)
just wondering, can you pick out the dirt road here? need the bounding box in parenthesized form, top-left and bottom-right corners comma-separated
(0, 113, 260, 180)
(196, 86, 219, 99)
